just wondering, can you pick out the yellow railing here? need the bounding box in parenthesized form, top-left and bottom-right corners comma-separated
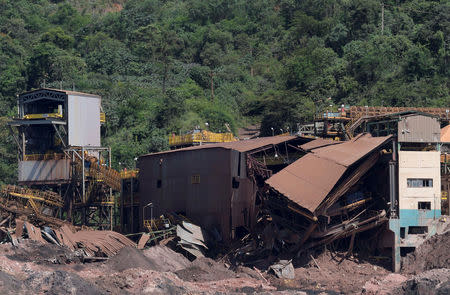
(120, 169, 139, 179)
(1, 184, 63, 208)
(23, 113, 63, 120)
(23, 153, 66, 161)
(22, 112, 106, 123)
(169, 130, 237, 146)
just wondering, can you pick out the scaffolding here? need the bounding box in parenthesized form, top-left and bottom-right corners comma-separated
(299, 106, 450, 139)
(7, 88, 120, 229)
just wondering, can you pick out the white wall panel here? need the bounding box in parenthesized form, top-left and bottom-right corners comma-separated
(68, 95, 100, 146)
(398, 151, 441, 210)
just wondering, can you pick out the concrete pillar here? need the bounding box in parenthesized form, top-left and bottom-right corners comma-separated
(389, 219, 401, 272)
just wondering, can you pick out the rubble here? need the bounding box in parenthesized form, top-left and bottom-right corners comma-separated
(176, 221, 209, 258)
(0, 147, 448, 294)
(3, 220, 136, 259)
(270, 260, 295, 279)
(402, 228, 450, 274)
(401, 269, 450, 295)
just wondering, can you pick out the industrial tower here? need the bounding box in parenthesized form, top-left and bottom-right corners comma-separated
(7, 88, 121, 229)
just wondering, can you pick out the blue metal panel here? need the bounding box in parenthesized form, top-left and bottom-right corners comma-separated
(399, 209, 441, 227)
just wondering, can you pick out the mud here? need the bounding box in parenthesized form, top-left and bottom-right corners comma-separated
(5, 239, 81, 265)
(175, 257, 239, 282)
(401, 269, 450, 295)
(271, 251, 390, 294)
(0, 229, 448, 294)
(105, 246, 159, 272)
(402, 230, 450, 274)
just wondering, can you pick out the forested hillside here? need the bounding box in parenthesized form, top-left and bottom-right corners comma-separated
(0, 0, 449, 183)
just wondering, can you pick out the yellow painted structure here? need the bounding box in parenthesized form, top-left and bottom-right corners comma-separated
(169, 130, 237, 146)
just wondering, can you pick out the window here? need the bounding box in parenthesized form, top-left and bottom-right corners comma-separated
(407, 178, 433, 188)
(232, 177, 240, 189)
(191, 175, 200, 184)
(418, 202, 431, 210)
(408, 226, 428, 234)
(156, 179, 162, 188)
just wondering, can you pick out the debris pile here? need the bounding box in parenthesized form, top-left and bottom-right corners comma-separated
(0, 184, 135, 259)
(0, 241, 275, 294)
(1, 219, 135, 259)
(362, 269, 450, 295)
(0, 185, 68, 228)
(402, 227, 450, 274)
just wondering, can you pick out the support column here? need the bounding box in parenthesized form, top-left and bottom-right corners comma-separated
(82, 146, 85, 203)
(21, 128, 26, 160)
(131, 177, 134, 233)
(389, 219, 401, 272)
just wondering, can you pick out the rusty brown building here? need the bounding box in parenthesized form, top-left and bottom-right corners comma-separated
(137, 136, 310, 243)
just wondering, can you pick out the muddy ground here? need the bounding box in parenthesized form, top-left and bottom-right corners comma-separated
(0, 229, 448, 294)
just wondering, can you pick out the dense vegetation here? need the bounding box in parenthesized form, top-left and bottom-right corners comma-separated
(0, 0, 449, 183)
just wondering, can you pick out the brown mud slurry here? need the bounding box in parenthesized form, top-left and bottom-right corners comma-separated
(270, 251, 390, 294)
(0, 230, 448, 294)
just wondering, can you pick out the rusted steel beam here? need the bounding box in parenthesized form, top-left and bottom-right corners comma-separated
(297, 222, 318, 249)
(303, 213, 388, 250)
(287, 204, 317, 222)
(326, 197, 372, 216)
(347, 232, 356, 257)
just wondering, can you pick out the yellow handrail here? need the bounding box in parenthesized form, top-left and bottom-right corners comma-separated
(169, 130, 237, 146)
(23, 153, 66, 161)
(23, 113, 63, 120)
(120, 169, 139, 179)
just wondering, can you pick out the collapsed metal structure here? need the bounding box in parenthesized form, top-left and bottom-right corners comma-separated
(265, 134, 392, 252)
(3, 89, 447, 272)
(137, 111, 447, 271)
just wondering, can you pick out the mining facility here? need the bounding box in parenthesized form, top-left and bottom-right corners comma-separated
(0, 88, 449, 293)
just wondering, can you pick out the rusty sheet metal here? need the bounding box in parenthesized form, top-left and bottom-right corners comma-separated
(54, 226, 77, 250)
(141, 135, 299, 157)
(441, 125, 450, 143)
(18, 159, 71, 183)
(137, 233, 150, 249)
(53, 226, 135, 256)
(300, 138, 342, 151)
(266, 154, 346, 213)
(15, 219, 24, 237)
(312, 134, 391, 167)
(24, 222, 46, 243)
(70, 230, 135, 257)
(266, 134, 392, 213)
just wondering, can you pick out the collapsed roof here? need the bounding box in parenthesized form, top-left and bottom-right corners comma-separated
(266, 133, 392, 214)
(442, 125, 450, 143)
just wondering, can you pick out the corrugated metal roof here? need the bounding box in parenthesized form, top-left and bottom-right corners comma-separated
(21, 88, 101, 98)
(441, 125, 450, 143)
(266, 154, 346, 213)
(266, 133, 392, 213)
(300, 138, 342, 151)
(141, 135, 299, 157)
(312, 134, 392, 167)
